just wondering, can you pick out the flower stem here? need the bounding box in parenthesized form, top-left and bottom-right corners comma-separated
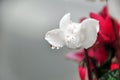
(84, 49, 93, 80)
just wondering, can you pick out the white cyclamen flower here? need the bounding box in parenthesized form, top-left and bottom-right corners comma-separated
(108, 0, 120, 23)
(45, 13, 99, 49)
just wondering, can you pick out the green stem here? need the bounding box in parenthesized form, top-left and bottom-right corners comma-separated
(84, 49, 93, 80)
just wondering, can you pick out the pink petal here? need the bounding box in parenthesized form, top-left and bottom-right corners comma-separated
(65, 49, 84, 62)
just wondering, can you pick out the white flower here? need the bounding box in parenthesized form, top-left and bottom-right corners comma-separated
(108, 0, 120, 23)
(45, 13, 99, 49)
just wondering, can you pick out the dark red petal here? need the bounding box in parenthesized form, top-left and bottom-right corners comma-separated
(88, 46, 109, 64)
(80, 17, 87, 23)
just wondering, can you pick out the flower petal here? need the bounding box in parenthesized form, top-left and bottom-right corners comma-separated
(45, 29, 65, 49)
(90, 12, 105, 27)
(65, 49, 84, 62)
(110, 63, 119, 70)
(64, 23, 82, 49)
(99, 6, 108, 18)
(59, 13, 72, 31)
(88, 45, 109, 64)
(78, 66, 89, 80)
(80, 18, 99, 49)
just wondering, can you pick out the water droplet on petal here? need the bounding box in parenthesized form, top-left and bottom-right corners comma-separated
(51, 46, 55, 49)
(57, 47, 60, 49)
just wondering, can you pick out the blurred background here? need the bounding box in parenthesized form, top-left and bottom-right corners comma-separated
(0, 0, 105, 80)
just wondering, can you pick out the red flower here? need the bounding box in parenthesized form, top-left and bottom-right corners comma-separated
(88, 45, 108, 64)
(110, 63, 119, 70)
(90, 6, 115, 43)
(78, 66, 88, 80)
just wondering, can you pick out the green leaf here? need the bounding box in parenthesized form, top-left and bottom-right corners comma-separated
(98, 69, 120, 80)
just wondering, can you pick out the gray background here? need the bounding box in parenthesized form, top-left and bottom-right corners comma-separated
(0, 0, 105, 80)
